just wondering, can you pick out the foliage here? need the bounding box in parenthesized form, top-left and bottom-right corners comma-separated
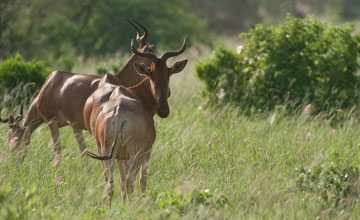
(0, 54, 49, 118)
(242, 15, 360, 112)
(2, 0, 360, 70)
(156, 188, 228, 218)
(296, 161, 360, 207)
(196, 15, 360, 113)
(95, 59, 124, 76)
(196, 45, 250, 105)
(0, 0, 211, 70)
(0, 53, 52, 92)
(0, 186, 39, 219)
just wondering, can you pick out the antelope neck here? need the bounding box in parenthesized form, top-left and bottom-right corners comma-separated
(114, 54, 142, 87)
(22, 110, 34, 128)
(128, 77, 156, 117)
(21, 106, 42, 132)
(115, 54, 135, 77)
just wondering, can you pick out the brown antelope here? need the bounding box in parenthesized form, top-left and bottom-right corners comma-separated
(85, 38, 188, 207)
(0, 20, 153, 164)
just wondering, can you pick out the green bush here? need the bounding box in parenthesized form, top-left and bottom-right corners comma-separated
(295, 162, 360, 207)
(156, 188, 228, 218)
(196, 15, 360, 113)
(0, 53, 52, 92)
(196, 46, 250, 105)
(0, 185, 39, 219)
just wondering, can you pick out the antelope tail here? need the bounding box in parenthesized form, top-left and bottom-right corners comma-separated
(86, 121, 127, 160)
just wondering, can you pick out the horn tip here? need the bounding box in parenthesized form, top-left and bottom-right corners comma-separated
(130, 39, 136, 51)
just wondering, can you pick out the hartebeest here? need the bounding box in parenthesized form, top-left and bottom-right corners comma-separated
(0, 20, 153, 163)
(85, 38, 187, 207)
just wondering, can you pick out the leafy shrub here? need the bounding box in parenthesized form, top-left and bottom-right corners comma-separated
(196, 46, 250, 105)
(295, 162, 360, 206)
(196, 15, 360, 113)
(0, 53, 52, 92)
(156, 188, 228, 218)
(0, 186, 39, 219)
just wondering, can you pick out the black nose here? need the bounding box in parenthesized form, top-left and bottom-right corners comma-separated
(157, 109, 170, 118)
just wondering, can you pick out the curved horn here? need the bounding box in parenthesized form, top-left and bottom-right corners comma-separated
(0, 106, 10, 123)
(15, 104, 24, 123)
(160, 39, 187, 61)
(126, 19, 141, 40)
(131, 19, 148, 42)
(131, 39, 158, 62)
(126, 19, 149, 47)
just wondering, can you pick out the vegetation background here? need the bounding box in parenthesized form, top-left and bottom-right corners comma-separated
(1, 0, 360, 219)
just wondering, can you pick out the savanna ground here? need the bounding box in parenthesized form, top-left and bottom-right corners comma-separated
(1, 50, 360, 219)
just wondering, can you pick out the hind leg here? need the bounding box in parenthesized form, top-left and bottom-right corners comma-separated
(139, 149, 151, 196)
(125, 148, 151, 198)
(72, 127, 87, 155)
(102, 141, 114, 207)
(104, 158, 115, 208)
(117, 159, 127, 201)
(94, 141, 108, 183)
(100, 138, 116, 208)
(125, 154, 142, 198)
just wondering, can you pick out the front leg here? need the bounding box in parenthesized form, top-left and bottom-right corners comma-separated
(48, 123, 61, 166)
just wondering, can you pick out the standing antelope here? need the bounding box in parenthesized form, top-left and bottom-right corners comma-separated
(85, 38, 188, 207)
(0, 20, 152, 164)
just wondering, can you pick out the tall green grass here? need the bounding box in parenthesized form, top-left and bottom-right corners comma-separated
(1, 54, 360, 219)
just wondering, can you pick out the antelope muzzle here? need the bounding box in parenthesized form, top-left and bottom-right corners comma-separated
(157, 102, 170, 118)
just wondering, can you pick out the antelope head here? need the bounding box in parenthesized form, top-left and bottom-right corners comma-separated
(131, 39, 188, 118)
(0, 105, 25, 148)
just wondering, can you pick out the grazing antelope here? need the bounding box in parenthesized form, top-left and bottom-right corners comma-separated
(0, 20, 152, 163)
(85, 38, 188, 207)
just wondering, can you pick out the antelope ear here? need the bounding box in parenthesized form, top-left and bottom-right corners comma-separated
(169, 59, 188, 75)
(134, 62, 151, 77)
